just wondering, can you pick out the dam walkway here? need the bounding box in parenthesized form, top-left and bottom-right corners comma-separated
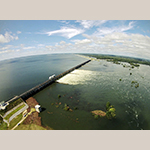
(6, 59, 91, 103)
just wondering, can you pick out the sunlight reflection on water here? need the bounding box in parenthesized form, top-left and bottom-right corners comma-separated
(57, 69, 99, 85)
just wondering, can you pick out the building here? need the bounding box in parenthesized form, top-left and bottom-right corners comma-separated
(0, 101, 9, 110)
(49, 74, 55, 80)
(35, 105, 42, 113)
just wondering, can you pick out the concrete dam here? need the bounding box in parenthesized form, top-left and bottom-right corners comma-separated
(6, 59, 91, 103)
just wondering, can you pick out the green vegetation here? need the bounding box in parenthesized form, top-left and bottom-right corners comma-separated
(55, 105, 59, 108)
(91, 101, 116, 120)
(63, 104, 69, 111)
(0, 116, 3, 124)
(0, 112, 23, 130)
(4, 104, 25, 120)
(131, 66, 134, 68)
(131, 81, 139, 88)
(114, 61, 120, 64)
(74, 107, 78, 110)
(106, 108, 116, 119)
(105, 101, 116, 119)
(8, 113, 23, 130)
(15, 124, 47, 130)
(119, 79, 122, 81)
(58, 94, 61, 98)
(82, 53, 150, 66)
(0, 98, 24, 116)
(130, 62, 140, 67)
(94, 115, 99, 119)
(0, 122, 8, 130)
(135, 83, 139, 88)
(106, 101, 111, 111)
(63, 104, 73, 112)
(131, 81, 137, 84)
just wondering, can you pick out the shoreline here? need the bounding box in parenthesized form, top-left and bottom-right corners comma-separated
(14, 97, 52, 130)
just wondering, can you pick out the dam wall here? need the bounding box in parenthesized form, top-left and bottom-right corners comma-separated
(6, 60, 91, 103)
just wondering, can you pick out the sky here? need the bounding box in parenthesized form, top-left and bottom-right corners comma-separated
(0, 20, 150, 61)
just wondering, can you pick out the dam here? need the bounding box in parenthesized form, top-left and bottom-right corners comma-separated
(6, 59, 91, 103)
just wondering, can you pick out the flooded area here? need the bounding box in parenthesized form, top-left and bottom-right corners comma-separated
(1, 54, 150, 129)
(34, 56, 150, 130)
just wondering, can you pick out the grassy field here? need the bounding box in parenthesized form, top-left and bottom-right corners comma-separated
(0, 122, 8, 130)
(15, 123, 47, 130)
(0, 98, 24, 116)
(4, 104, 25, 120)
(8, 113, 23, 130)
(0, 102, 53, 130)
(0, 113, 23, 130)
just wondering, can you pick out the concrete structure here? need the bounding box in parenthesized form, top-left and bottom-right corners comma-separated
(0, 101, 9, 110)
(49, 74, 55, 80)
(5, 59, 91, 102)
(35, 105, 41, 113)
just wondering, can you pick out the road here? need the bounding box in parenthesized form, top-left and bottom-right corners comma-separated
(3, 102, 25, 118)
(9, 103, 28, 123)
(11, 108, 36, 130)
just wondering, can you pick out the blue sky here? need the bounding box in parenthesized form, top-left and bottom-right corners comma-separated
(0, 20, 150, 61)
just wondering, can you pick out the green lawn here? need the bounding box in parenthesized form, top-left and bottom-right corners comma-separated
(0, 122, 8, 130)
(0, 98, 24, 116)
(4, 104, 25, 120)
(15, 123, 47, 130)
(8, 113, 23, 130)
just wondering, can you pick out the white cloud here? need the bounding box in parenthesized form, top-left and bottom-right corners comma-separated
(0, 45, 17, 54)
(0, 45, 12, 51)
(46, 27, 84, 39)
(58, 20, 70, 25)
(23, 46, 36, 50)
(26, 32, 31, 34)
(72, 39, 92, 45)
(17, 31, 21, 34)
(76, 20, 107, 29)
(38, 44, 45, 47)
(0, 32, 18, 43)
(60, 41, 66, 44)
(45, 32, 150, 59)
(1, 20, 150, 61)
(91, 32, 150, 58)
(95, 21, 135, 36)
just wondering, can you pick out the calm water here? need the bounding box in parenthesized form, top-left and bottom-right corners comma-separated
(1, 54, 150, 130)
(0, 54, 87, 101)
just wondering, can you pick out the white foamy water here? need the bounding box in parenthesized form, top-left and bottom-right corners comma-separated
(57, 69, 98, 85)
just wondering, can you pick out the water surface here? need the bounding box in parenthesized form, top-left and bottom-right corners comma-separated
(1, 54, 150, 129)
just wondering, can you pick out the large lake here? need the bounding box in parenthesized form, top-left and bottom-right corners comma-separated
(0, 54, 150, 130)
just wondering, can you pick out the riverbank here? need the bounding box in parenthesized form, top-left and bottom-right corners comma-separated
(14, 97, 53, 130)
